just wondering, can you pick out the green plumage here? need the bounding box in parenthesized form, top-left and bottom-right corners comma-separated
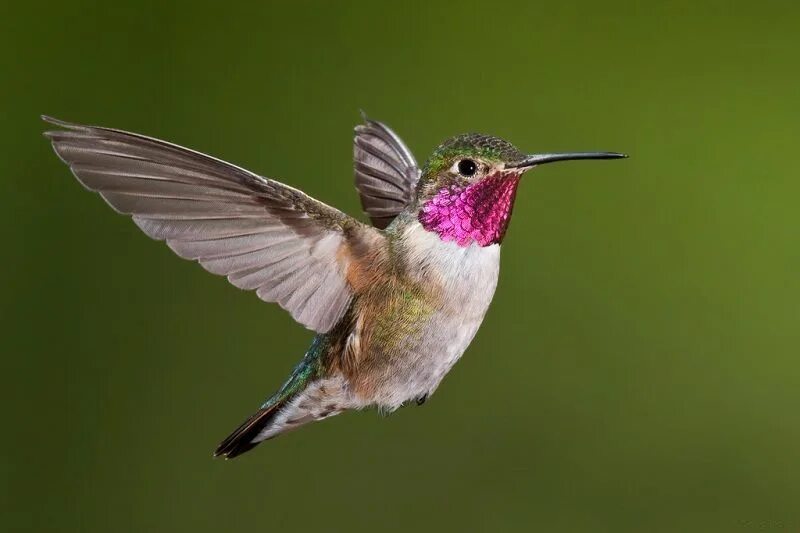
(261, 335, 329, 409)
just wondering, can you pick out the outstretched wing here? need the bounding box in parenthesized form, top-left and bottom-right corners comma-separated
(353, 115, 420, 229)
(44, 116, 381, 333)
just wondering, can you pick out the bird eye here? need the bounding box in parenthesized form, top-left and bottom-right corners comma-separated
(457, 159, 478, 176)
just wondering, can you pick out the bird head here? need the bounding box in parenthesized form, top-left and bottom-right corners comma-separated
(416, 133, 625, 247)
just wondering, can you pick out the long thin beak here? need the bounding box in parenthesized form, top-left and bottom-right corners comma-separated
(506, 152, 627, 169)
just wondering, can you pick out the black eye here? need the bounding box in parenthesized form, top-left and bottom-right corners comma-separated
(457, 159, 478, 176)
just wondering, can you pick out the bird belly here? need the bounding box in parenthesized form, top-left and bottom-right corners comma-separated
(349, 222, 501, 410)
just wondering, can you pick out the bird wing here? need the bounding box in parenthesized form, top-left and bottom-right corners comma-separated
(353, 114, 420, 229)
(44, 116, 382, 334)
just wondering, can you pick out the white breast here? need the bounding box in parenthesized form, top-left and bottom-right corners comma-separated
(403, 222, 500, 309)
(387, 222, 501, 405)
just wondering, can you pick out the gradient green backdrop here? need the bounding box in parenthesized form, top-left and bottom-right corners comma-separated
(3, 1, 800, 532)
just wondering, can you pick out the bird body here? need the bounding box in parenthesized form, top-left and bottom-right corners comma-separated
(342, 214, 502, 410)
(44, 114, 624, 458)
(218, 213, 502, 455)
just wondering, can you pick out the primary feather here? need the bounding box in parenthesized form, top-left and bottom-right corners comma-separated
(43, 115, 382, 333)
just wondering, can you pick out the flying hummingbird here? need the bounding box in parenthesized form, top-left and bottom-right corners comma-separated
(43, 114, 625, 458)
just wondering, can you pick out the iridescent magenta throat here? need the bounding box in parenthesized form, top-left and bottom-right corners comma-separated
(419, 173, 521, 247)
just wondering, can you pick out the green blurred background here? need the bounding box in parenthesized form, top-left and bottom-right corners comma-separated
(3, 1, 800, 531)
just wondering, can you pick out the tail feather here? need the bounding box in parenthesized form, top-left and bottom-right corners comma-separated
(214, 375, 349, 459)
(216, 338, 325, 459)
(214, 402, 284, 459)
(215, 336, 348, 459)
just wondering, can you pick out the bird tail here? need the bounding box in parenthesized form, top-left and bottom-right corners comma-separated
(214, 360, 312, 459)
(214, 336, 344, 459)
(213, 399, 288, 459)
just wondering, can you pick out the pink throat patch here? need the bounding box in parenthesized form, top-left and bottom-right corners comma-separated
(419, 173, 521, 247)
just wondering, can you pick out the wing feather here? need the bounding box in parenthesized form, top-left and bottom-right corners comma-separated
(45, 116, 381, 333)
(353, 115, 420, 229)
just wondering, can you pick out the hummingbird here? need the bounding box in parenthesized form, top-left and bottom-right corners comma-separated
(43, 114, 625, 459)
